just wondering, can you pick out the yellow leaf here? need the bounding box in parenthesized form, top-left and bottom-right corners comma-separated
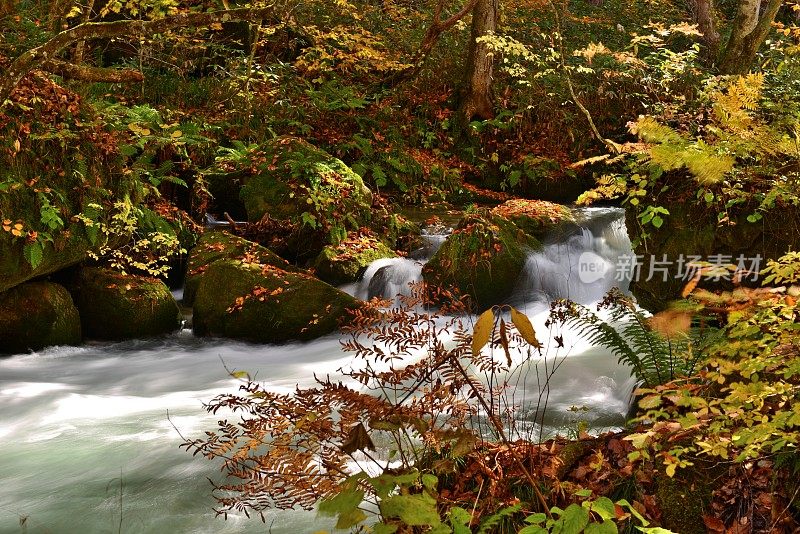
(472, 309, 494, 357)
(510, 307, 541, 348)
(665, 462, 676, 477)
(171, 130, 182, 138)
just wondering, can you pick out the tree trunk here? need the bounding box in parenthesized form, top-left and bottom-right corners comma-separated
(382, 0, 479, 87)
(689, 0, 721, 63)
(42, 59, 143, 83)
(73, 0, 98, 65)
(460, 0, 498, 121)
(719, 0, 782, 74)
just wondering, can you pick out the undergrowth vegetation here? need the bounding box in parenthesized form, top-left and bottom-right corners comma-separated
(2, 0, 800, 530)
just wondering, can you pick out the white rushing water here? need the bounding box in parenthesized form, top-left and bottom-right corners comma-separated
(0, 207, 636, 534)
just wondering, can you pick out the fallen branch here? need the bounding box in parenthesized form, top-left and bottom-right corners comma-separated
(0, 5, 275, 103)
(41, 59, 143, 83)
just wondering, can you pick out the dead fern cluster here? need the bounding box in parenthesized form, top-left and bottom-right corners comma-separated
(182, 284, 546, 523)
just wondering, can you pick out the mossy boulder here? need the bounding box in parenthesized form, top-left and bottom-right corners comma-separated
(0, 281, 81, 354)
(626, 200, 800, 311)
(75, 267, 181, 340)
(183, 229, 300, 305)
(0, 228, 95, 294)
(238, 136, 373, 258)
(491, 199, 577, 240)
(422, 214, 540, 310)
(313, 232, 397, 285)
(192, 259, 360, 343)
(654, 467, 716, 534)
(0, 76, 139, 294)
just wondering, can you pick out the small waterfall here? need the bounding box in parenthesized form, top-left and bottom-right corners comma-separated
(347, 227, 450, 301)
(514, 207, 635, 305)
(0, 207, 644, 533)
(350, 257, 424, 300)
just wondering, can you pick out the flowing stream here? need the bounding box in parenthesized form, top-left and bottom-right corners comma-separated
(0, 207, 636, 534)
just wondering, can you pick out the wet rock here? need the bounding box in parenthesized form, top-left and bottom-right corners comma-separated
(192, 259, 360, 343)
(0, 78, 141, 293)
(183, 229, 299, 305)
(238, 136, 373, 259)
(0, 281, 81, 353)
(491, 199, 577, 240)
(626, 201, 800, 311)
(313, 232, 397, 286)
(75, 267, 181, 340)
(422, 214, 541, 310)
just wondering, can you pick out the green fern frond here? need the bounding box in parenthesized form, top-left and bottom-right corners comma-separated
(558, 293, 719, 388)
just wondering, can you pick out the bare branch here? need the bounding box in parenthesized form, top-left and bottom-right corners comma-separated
(382, 0, 479, 87)
(0, 6, 275, 103)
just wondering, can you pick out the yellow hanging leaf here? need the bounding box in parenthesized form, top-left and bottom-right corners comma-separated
(472, 309, 495, 357)
(510, 307, 541, 348)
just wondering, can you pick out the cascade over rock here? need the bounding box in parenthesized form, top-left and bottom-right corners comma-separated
(313, 231, 397, 286)
(422, 213, 540, 310)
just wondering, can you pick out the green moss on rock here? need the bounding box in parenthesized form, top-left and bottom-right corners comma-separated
(491, 199, 577, 240)
(183, 229, 300, 305)
(75, 267, 181, 340)
(239, 136, 373, 231)
(422, 214, 540, 310)
(193, 259, 360, 343)
(0, 281, 81, 354)
(0, 227, 96, 294)
(655, 470, 713, 534)
(0, 78, 138, 293)
(626, 200, 800, 311)
(313, 232, 397, 285)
